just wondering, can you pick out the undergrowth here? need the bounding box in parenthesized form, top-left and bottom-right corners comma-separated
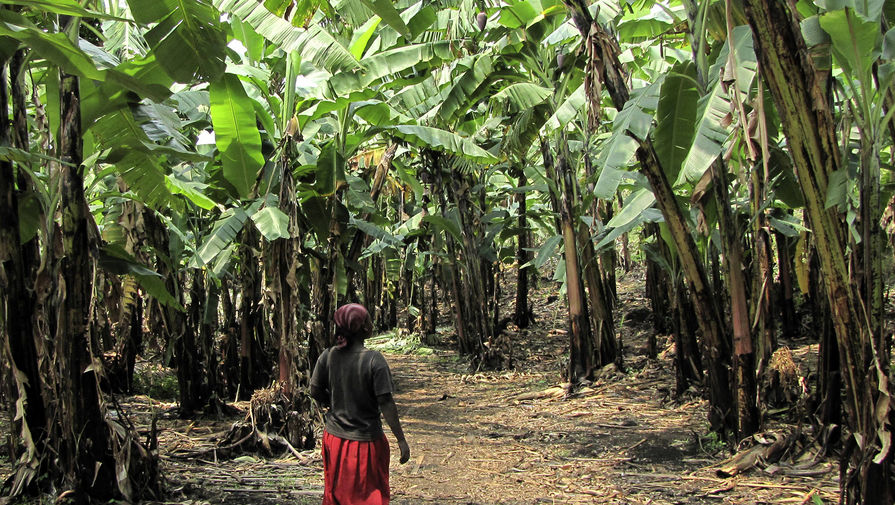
(132, 362, 179, 400)
(367, 330, 436, 356)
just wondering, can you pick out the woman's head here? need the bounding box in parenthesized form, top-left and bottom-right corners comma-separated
(334, 303, 373, 346)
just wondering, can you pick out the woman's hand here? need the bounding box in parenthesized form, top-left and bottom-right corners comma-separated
(398, 439, 411, 464)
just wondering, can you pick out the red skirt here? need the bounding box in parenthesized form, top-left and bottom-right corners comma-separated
(322, 431, 390, 505)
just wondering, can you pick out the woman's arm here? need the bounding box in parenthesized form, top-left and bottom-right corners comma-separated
(378, 393, 410, 464)
(310, 384, 329, 407)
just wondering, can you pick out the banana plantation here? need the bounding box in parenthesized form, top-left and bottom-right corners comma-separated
(0, 0, 893, 503)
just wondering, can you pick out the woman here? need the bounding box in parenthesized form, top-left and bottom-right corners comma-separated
(310, 303, 411, 505)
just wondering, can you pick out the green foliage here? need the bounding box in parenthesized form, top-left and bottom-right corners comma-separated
(366, 331, 437, 356)
(132, 363, 180, 401)
(699, 430, 728, 454)
(128, 0, 227, 82)
(209, 74, 264, 199)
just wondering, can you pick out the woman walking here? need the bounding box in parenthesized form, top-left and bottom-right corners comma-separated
(310, 303, 411, 505)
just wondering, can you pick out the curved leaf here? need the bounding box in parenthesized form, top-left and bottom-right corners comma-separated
(543, 83, 584, 132)
(214, 0, 359, 73)
(655, 63, 698, 183)
(252, 206, 291, 240)
(130, 0, 227, 82)
(191, 208, 249, 267)
(820, 8, 881, 79)
(492, 82, 552, 112)
(360, 0, 409, 36)
(675, 79, 732, 186)
(438, 55, 494, 123)
(100, 244, 182, 309)
(388, 125, 497, 163)
(210, 73, 264, 199)
(0, 0, 117, 18)
(422, 214, 461, 241)
(606, 188, 656, 229)
(165, 172, 216, 210)
(0, 10, 105, 80)
(329, 41, 454, 95)
(594, 80, 663, 198)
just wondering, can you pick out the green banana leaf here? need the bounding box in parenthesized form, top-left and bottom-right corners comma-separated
(129, 0, 227, 82)
(360, 0, 409, 37)
(422, 214, 462, 241)
(438, 55, 494, 123)
(100, 244, 183, 310)
(252, 206, 291, 240)
(214, 0, 359, 74)
(328, 41, 454, 95)
(606, 188, 656, 229)
(387, 125, 497, 163)
(349, 17, 382, 60)
(654, 62, 698, 184)
(191, 207, 250, 267)
(527, 234, 563, 270)
(166, 171, 216, 211)
(593, 80, 662, 198)
(492, 83, 552, 112)
(820, 8, 881, 80)
(817, 0, 885, 22)
(0, 0, 127, 19)
(209, 73, 264, 199)
(674, 79, 731, 186)
(0, 10, 104, 80)
(117, 152, 176, 212)
(543, 83, 584, 132)
(596, 208, 663, 250)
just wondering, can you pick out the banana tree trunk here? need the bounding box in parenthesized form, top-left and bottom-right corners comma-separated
(597, 199, 618, 308)
(672, 276, 704, 394)
(743, 0, 892, 500)
(555, 147, 595, 381)
(346, 143, 398, 299)
(427, 258, 439, 337)
(1, 52, 48, 494)
(858, 140, 885, 366)
(751, 163, 776, 371)
(618, 193, 633, 272)
(238, 224, 269, 400)
(449, 167, 498, 366)
(200, 278, 219, 398)
(431, 152, 477, 356)
(180, 272, 207, 412)
(563, 1, 735, 437)
(220, 279, 240, 400)
(57, 56, 116, 498)
(712, 161, 759, 438)
(644, 224, 671, 340)
(272, 164, 299, 396)
(10, 49, 38, 288)
(514, 167, 533, 328)
(111, 193, 144, 394)
(115, 280, 142, 394)
(578, 223, 618, 367)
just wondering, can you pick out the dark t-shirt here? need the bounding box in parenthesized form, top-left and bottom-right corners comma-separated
(310, 346, 394, 441)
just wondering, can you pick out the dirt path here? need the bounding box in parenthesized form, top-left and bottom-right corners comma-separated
(383, 346, 837, 505)
(148, 331, 839, 505)
(0, 274, 840, 504)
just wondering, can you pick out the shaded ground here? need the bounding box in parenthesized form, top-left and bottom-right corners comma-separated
(2, 269, 839, 504)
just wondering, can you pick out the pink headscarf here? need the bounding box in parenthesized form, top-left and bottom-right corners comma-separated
(333, 303, 372, 348)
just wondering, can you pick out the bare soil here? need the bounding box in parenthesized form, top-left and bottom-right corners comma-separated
(2, 269, 840, 504)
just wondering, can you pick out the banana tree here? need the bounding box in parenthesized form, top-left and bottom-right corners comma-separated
(0, 1, 187, 499)
(562, 0, 739, 439)
(745, 0, 895, 499)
